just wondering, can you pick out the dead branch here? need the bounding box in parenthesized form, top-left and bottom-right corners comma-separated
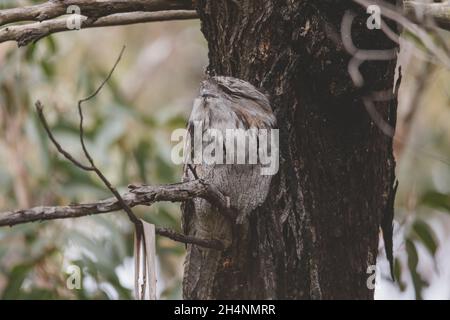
(0, 0, 194, 26)
(0, 10, 198, 47)
(0, 180, 230, 227)
(0, 180, 227, 250)
(1, 1, 449, 48)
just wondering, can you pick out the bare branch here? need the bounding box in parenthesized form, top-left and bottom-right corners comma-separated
(129, 180, 236, 220)
(156, 227, 224, 250)
(0, 180, 227, 250)
(0, 10, 198, 46)
(0, 0, 194, 26)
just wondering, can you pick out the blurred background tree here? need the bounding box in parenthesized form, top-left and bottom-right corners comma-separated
(0, 0, 449, 299)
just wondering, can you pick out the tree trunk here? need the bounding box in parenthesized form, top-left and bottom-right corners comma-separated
(184, 0, 399, 299)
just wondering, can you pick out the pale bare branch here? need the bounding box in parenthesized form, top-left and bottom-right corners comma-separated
(0, 10, 198, 46)
(0, 180, 228, 250)
(0, 1, 449, 49)
(0, 0, 194, 26)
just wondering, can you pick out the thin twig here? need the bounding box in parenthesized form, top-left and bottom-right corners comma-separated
(74, 46, 142, 226)
(0, 180, 231, 227)
(35, 101, 94, 172)
(156, 228, 224, 250)
(37, 46, 142, 226)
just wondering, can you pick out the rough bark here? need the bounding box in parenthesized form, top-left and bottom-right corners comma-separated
(182, 0, 399, 300)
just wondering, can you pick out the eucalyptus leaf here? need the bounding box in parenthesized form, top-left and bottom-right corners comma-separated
(412, 220, 438, 257)
(421, 191, 450, 212)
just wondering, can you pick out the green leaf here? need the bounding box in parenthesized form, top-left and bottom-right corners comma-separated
(406, 239, 418, 270)
(45, 36, 58, 55)
(40, 60, 55, 78)
(421, 191, 450, 212)
(155, 154, 175, 183)
(406, 239, 428, 300)
(412, 220, 438, 257)
(26, 113, 50, 174)
(394, 258, 406, 292)
(21, 289, 58, 300)
(165, 115, 188, 130)
(134, 140, 152, 183)
(25, 43, 38, 62)
(1, 264, 33, 299)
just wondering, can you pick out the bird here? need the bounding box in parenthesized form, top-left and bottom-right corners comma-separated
(181, 76, 277, 299)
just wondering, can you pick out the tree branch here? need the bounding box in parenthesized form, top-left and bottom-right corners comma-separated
(0, 0, 194, 26)
(129, 180, 236, 220)
(404, 1, 450, 31)
(2, 1, 447, 48)
(0, 10, 198, 47)
(0, 180, 228, 250)
(0, 180, 229, 227)
(0, 180, 233, 227)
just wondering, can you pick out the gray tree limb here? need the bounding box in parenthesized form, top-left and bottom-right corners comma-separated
(0, 180, 232, 227)
(0, 180, 229, 249)
(0, 10, 198, 47)
(0, 0, 194, 26)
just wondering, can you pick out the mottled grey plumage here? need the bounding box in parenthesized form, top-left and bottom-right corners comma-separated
(181, 76, 277, 298)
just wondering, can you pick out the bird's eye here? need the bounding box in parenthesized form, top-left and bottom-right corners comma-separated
(202, 93, 218, 98)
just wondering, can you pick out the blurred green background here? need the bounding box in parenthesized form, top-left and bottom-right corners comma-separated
(0, 0, 449, 300)
(0, 0, 207, 299)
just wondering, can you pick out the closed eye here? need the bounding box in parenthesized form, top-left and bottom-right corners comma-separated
(202, 93, 218, 98)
